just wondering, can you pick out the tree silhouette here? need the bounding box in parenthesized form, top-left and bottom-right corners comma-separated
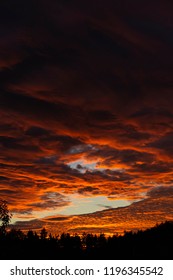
(40, 227, 47, 240)
(0, 200, 12, 235)
(0, 220, 173, 259)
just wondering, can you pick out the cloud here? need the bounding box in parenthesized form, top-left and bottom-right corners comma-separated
(78, 186, 100, 195)
(97, 204, 112, 209)
(28, 192, 70, 210)
(0, 0, 173, 233)
(148, 132, 173, 157)
(13, 186, 173, 235)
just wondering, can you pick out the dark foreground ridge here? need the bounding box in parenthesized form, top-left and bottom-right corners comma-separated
(0, 221, 173, 259)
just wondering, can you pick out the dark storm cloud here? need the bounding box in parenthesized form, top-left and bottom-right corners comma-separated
(82, 169, 133, 184)
(87, 110, 117, 125)
(13, 219, 45, 231)
(78, 186, 99, 195)
(126, 17, 173, 50)
(148, 132, 173, 157)
(1, 0, 172, 105)
(130, 161, 173, 175)
(86, 145, 154, 168)
(25, 126, 51, 137)
(1, 91, 73, 123)
(29, 192, 70, 210)
(0, 189, 16, 195)
(0, 176, 9, 181)
(147, 186, 173, 198)
(85, 111, 151, 143)
(44, 216, 71, 222)
(0, 135, 41, 153)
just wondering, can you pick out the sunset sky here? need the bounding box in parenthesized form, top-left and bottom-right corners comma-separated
(1, 0, 173, 235)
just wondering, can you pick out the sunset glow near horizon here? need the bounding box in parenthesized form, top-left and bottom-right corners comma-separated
(1, 0, 173, 236)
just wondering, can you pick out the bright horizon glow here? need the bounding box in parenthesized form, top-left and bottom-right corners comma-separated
(11, 195, 133, 224)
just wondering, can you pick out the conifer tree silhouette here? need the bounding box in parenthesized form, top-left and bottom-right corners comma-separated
(0, 200, 12, 235)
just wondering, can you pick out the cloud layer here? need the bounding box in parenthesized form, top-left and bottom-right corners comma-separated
(0, 0, 173, 233)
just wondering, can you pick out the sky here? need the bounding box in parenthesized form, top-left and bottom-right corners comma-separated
(0, 0, 173, 235)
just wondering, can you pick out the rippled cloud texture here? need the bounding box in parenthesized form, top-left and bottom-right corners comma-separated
(1, 0, 173, 234)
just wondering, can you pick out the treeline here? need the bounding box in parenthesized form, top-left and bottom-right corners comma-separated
(0, 221, 173, 259)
